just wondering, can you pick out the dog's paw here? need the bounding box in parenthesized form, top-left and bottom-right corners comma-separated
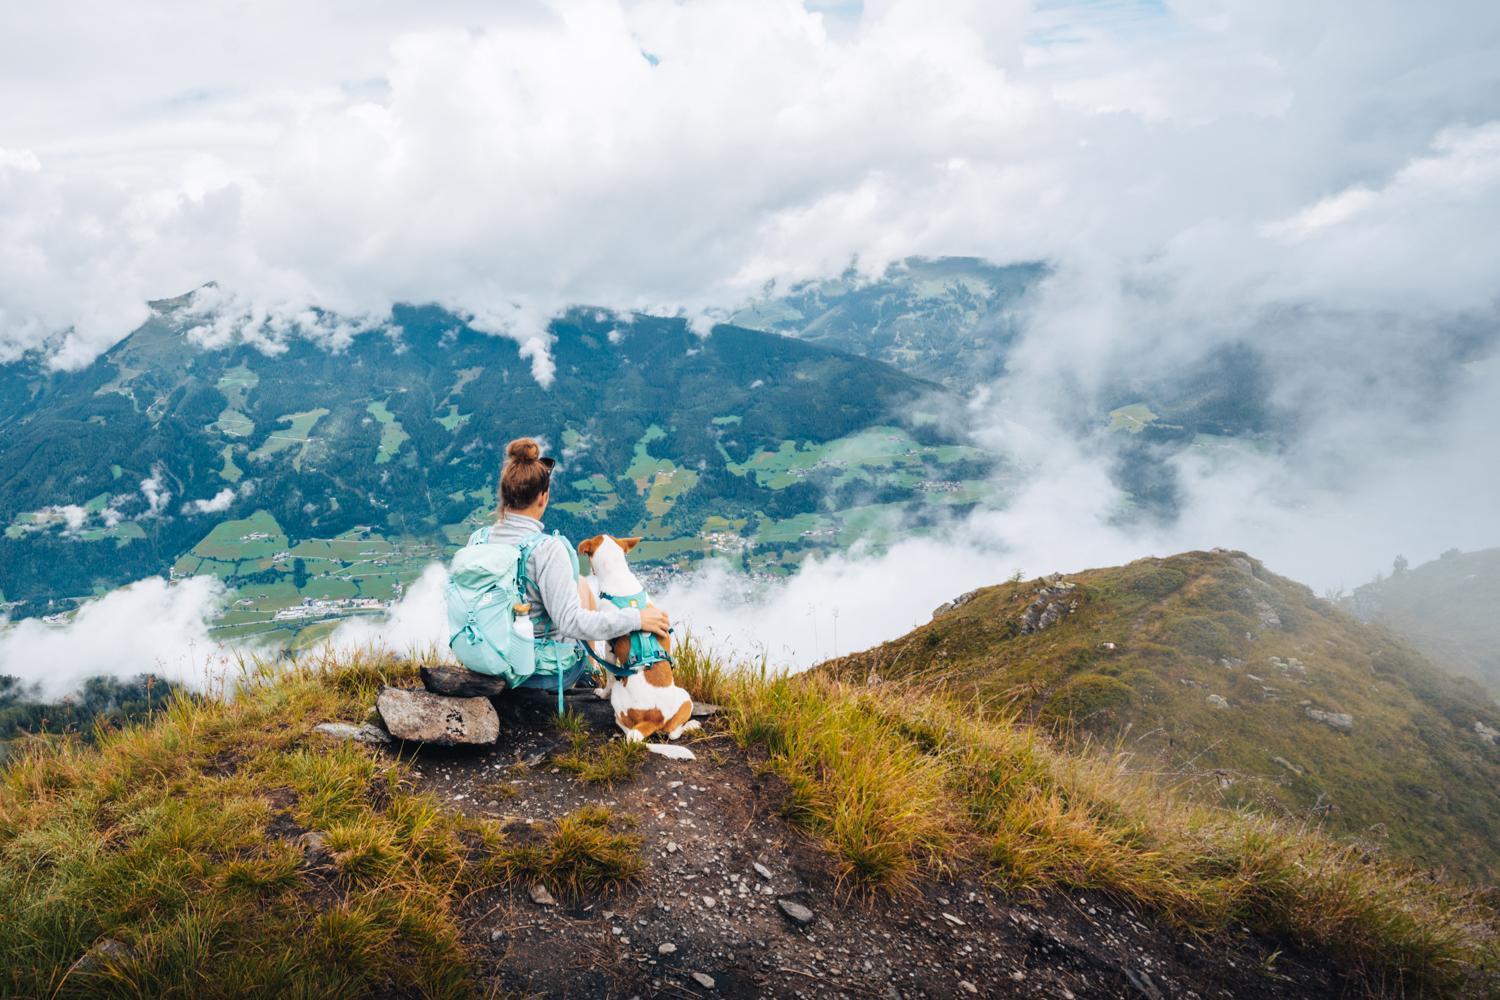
(593, 687, 609, 699)
(668, 720, 702, 740)
(623, 729, 645, 743)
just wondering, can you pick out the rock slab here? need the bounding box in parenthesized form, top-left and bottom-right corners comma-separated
(777, 898, 815, 927)
(420, 664, 510, 698)
(314, 721, 392, 744)
(376, 687, 499, 745)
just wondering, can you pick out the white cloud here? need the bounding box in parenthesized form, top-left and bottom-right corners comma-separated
(0, 576, 238, 698)
(322, 563, 449, 658)
(2, 0, 1499, 676)
(184, 487, 236, 515)
(139, 464, 172, 517)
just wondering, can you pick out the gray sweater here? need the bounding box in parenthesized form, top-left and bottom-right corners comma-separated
(481, 513, 641, 642)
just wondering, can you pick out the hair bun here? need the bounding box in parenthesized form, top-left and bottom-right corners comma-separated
(506, 438, 541, 463)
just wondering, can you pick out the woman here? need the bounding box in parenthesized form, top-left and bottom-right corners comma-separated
(480, 438, 670, 691)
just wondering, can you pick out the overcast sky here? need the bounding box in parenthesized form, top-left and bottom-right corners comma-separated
(3, 0, 1499, 678)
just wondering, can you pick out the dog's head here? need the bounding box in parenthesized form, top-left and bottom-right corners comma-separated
(577, 534, 641, 575)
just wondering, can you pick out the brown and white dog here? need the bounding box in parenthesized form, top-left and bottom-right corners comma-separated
(577, 534, 699, 760)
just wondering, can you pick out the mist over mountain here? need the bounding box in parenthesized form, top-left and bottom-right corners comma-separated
(1347, 548, 1500, 697)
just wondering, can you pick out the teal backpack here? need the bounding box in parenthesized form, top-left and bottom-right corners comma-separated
(446, 526, 588, 712)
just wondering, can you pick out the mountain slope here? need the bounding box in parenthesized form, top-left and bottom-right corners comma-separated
(731, 256, 1046, 389)
(2, 647, 1494, 998)
(1347, 548, 1500, 697)
(0, 296, 987, 635)
(823, 549, 1500, 880)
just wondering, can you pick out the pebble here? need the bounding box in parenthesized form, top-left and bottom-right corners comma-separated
(941, 912, 966, 926)
(752, 862, 773, 880)
(691, 971, 716, 989)
(659, 942, 677, 955)
(777, 899, 815, 926)
(959, 981, 979, 995)
(702, 896, 716, 908)
(529, 884, 557, 907)
(667, 841, 680, 854)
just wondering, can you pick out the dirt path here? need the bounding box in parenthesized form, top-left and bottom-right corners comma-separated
(403, 699, 1342, 999)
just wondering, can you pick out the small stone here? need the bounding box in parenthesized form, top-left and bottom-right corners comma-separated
(313, 721, 392, 744)
(1305, 707, 1354, 732)
(296, 830, 329, 857)
(959, 982, 979, 995)
(701, 895, 715, 908)
(1010, 970, 1026, 981)
(668, 781, 684, 789)
(691, 971, 716, 989)
(752, 862, 772, 880)
(659, 942, 677, 955)
(666, 841, 679, 854)
(490, 929, 505, 942)
(68, 938, 137, 976)
(941, 912, 966, 926)
(529, 884, 557, 906)
(777, 899, 815, 926)
(1206, 694, 1230, 709)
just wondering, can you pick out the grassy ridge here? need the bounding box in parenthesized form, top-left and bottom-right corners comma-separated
(1, 642, 1495, 996)
(675, 641, 1498, 994)
(0, 653, 638, 999)
(821, 550, 1500, 879)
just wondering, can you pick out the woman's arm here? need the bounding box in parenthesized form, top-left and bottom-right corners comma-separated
(532, 537, 641, 640)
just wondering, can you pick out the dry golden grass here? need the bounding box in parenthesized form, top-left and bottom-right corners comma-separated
(673, 636, 1500, 995)
(0, 649, 642, 999)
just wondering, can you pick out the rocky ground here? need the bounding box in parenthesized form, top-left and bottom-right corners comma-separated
(383, 691, 1350, 999)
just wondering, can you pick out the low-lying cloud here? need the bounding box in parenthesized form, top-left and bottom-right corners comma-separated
(2, 1, 1499, 686)
(0, 576, 239, 698)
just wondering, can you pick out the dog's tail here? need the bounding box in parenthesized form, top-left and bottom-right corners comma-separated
(644, 743, 696, 761)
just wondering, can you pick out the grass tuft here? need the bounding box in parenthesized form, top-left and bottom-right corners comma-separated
(491, 805, 645, 898)
(552, 729, 646, 786)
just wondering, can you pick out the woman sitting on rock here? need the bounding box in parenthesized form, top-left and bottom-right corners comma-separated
(477, 437, 670, 693)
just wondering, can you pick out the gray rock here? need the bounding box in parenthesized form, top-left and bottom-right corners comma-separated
(296, 830, 329, 858)
(691, 971, 716, 989)
(690, 702, 722, 718)
(1272, 756, 1303, 776)
(1206, 694, 1230, 709)
(752, 861, 772, 880)
(529, 884, 557, 906)
(68, 938, 137, 976)
(420, 664, 510, 698)
(314, 721, 392, 744)
(777, 898, 815, 926)
(1474, 721, 1499, 745)
(376, 687, 499, 745)
(1018, 583, 1078, 635)
(658, 942, 678, 955)
(1306, 707, 1354, 732)
(932, 588, 984, 618)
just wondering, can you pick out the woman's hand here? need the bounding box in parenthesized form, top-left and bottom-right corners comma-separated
(640, 606, 671, 640)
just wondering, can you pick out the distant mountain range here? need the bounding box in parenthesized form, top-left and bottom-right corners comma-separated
(0, 290, 989, 640)
(824, 549, 1500, 880)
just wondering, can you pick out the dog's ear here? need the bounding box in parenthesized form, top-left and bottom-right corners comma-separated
(615, 536, 642, 553)
(577, 535, 604, 558)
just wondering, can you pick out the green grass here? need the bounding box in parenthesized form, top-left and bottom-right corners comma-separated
(672, 638, 1499, 994)
(0, 651, 645, 998)
(366, 401, 409, 464)
(827, 550, 1500, 882)
(434, 404, 470, 432)
(551, 726, 646, 786)
(249, 408, 329, 468)
(1108, 403, 1158, 433)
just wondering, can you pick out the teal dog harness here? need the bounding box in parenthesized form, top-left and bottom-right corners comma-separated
(595, 590, 673, 674)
